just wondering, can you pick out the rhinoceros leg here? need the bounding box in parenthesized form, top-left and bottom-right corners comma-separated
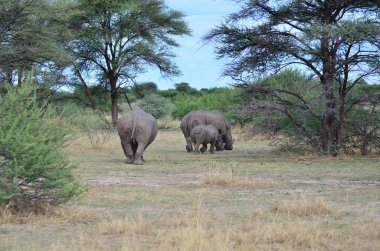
(200, 143, 207, 153)
(209, 141, 216, 154)
(185, 137, 193, 152)
(133, 142, 147, 165)
(121, 139, 134, 164)
(194, 142, 201, 153)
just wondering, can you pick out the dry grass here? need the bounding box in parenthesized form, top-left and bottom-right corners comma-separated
(234, 124, 275, 141)
(68, 131, 119, 152)
(2, 129, 380, 250)
(157, 217, 229, 250)
(1, 200, 380, 251)
(230, 222, 331, 250)
(0, 207, 19, 224)
(157, 118, 180, 130)
(98, 215, 150, 237)
(271, 196, 334, 216)
(0, 205, 50, 224)
(51, 205, 108, 224)
(203, 162, 237, 186)
(0, 205, 106, 225)
(85, 129, 113, 150)
(203, 161, 276, 188)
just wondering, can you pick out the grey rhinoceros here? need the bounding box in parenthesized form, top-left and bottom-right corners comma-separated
(190, 124, 223, 154)
(180, 110, 233, 152)
(117, 107, 158, 165)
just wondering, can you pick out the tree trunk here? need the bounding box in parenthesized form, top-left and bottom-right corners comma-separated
(17, 67, 23, 86)
(321, 38, 336, 156)
(360, 133, 370, 156)
(321, 79, 336, 156)
(320, 12, 338, 155)
(337, 93, 346, 152)
(5, 71, 13, 85)
(320, 44, 337, 156)
(110, 76, 118, 126)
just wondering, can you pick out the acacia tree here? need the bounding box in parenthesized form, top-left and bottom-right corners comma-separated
(205, 0, 380, 155)
(70, 0, 190, 124)
(0, 0, 72, 87)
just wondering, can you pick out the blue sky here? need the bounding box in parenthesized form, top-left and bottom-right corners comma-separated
(136, 0, 239, 90)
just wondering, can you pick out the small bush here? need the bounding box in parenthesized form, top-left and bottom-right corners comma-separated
(171, 88, 241, 120)
(72, 85, 111, 112)
(137, 93, 173, 119)
(344, 85, 380, 155)
(156, 89, 180, 100)
(0, 83, 82, 211)
(171, 95, 200, 119)
(60, 103, 113, 149)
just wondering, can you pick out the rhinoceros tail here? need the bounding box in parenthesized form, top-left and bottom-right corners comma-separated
(131, 111, 139, 142)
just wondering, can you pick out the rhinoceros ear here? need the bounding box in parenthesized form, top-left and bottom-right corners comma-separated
(193, 127, 202, 134)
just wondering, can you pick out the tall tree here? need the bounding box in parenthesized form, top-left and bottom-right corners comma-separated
(0, 0, 72, 87)
(205, 0, 380, 155)
(131, 81, 158, 98)
(70, 0, 190, 124)
(174, 82, 197, 94)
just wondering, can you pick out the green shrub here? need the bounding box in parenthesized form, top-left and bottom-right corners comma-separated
(0, 83, 82, 211)
(171, 88, 241, 120)
(156, 89, 181, 100)
(238, 70, 323, 146)
(60, 103, 113, 149)
(137, 93, 173, 119)
(171, 95, 200, 119)
(344, 105, 380, 155)
(343, 84, 380, 154)
(237, 69, 380, 154)
(72, 85, 111, 112)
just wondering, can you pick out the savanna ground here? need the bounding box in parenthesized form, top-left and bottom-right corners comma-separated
(1, 123, 379, 250)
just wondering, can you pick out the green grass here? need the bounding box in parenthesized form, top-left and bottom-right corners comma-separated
(1, 127, 379, 250)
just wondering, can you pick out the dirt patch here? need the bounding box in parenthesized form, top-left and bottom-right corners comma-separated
(289, 179, 380, 189)
(88, 176, 380, 193)
(88, 174, 203, 188)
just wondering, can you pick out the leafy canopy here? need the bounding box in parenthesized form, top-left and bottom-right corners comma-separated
(0, 0, 73, 83)
(70, 0, 190, 123)
(205, 0, 380, 155)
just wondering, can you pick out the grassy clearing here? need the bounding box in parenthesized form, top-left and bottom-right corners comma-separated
(1, 127, 379, 250)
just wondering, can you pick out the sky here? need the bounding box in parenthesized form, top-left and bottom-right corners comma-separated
(136, 0, 240, 90)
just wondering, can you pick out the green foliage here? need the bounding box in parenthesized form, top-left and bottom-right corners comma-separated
(0, 0, 73, 86)
(174, 82, 198, 94)
(137, 94, 173, 119)
(345, 105, 380, 155)
(156, 89, 181, 100)
(59, 102, 113, 149)
(171, 88, 241, 120)
(131, 82, 158, 98)
(60, 103, 108, 131)
(206, 0, 380, 155)
(72, 85, 111, 112)
(239, 69, 380, 154)
(171, 95, 200, 120)
(344, 84, 380, 154)
(0, 83, 82, 210)
(239, 69, 323, 147)
(71, 0, 191, 123)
